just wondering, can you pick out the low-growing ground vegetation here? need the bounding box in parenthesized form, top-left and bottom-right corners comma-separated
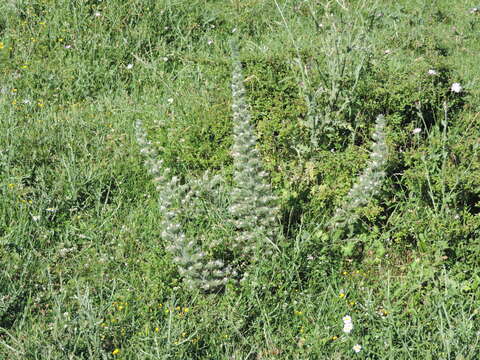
(1, 0, 479, 358)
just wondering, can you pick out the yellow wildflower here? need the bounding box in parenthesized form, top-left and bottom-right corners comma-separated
(112, 348, 120, 355)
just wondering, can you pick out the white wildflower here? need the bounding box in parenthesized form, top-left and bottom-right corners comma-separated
(94, 11, 101, 17)
(427, 69, 437, 75)
(126, 63, 133, 70)
(451, 82, 462, 93)
(353, 344, 362, 353)
(167, 98, 174, 104)
(412, 127, 422, 134)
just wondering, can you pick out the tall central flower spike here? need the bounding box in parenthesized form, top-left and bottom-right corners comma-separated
(229, 43, 280, 259)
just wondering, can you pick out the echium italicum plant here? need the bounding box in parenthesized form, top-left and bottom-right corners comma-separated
(135, 43, 280, 291)
(327, 114, 388, 240)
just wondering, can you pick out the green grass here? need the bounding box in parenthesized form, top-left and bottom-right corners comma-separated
(1, 0, 479, 358)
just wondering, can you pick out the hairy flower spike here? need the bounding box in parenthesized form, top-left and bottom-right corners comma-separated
(229, 43, 280, 258)
(136, 120, 229, 291)
(328, 115, 388, 233)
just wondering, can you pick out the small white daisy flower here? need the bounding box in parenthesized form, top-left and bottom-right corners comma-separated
(167, 98, 174, 104)
(353, 344, 362, 353)
(427, 69, 437, 75)
(163, 57, 169, 62)
(451, 82, 462, 93)
(126, 63, 133, 70)
(412, 127, 422, 134)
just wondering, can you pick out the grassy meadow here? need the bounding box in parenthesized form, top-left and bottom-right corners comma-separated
(1, 0, 479, 358)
